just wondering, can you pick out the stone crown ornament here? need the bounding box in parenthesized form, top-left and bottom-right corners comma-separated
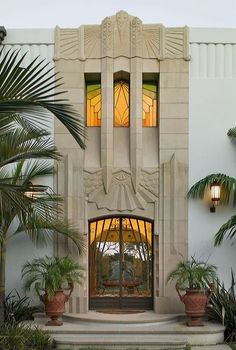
(54, 11, 190, 61)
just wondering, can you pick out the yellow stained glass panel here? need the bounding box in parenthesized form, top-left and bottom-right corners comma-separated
(87, 83, 101, 127)
(114, 80, 129, 127)
(142, 83, 157, 127)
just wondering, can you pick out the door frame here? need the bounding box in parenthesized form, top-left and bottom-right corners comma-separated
(88, 215, 154, 310)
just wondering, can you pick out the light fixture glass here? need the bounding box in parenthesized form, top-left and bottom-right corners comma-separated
(210, 183, 221, 212)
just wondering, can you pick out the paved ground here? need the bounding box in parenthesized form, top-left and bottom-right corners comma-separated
(192, 345, 231, 349)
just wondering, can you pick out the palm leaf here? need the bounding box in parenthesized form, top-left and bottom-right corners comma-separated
(0, 127, 61, 167)
(214, 215, 236, 246)
(0, 49, 86, 149)
(188, 173, 236, 205)
(227, 127, 236, 139)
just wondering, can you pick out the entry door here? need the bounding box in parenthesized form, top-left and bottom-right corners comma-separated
(89, 217, 153, 310)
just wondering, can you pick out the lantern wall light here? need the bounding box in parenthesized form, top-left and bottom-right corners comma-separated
(210, 183, 221, 213)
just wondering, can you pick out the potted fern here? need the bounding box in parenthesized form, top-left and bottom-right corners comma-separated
(167, 257, 217, 326)
(22, 256, 84, 326)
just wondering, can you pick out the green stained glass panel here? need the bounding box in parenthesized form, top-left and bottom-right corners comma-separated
(142, 83, 157, 127)
(87, 83, 101, 127)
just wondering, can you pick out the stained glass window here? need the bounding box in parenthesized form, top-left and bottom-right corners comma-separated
(87, 83, 101, 127)
(142, 83, 157, 127)
(114, 80, 129, 127)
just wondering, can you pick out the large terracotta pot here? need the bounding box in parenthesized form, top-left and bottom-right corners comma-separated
(40, 283, 73, 326)
(176, 287, 212, 326)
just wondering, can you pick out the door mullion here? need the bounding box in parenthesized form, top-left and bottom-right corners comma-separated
(119, 217, 123, 308)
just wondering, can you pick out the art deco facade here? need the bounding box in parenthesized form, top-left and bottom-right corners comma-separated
(54, 11, 189, 313)
(4, 11, 236, 315)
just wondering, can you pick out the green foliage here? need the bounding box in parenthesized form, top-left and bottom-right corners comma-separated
(188, 173, 236, 206)
(25, 327, 53, 350)
(0, 323, 53, 350)
(227, 127, 236, 139)
(207, 271, 236, 342)
(22, 256, 84, 298)
(214, 215, 236, 246)
(0, 48, 85, 149)
(167, 257, 217, 290)
(3, 290, 40, 326)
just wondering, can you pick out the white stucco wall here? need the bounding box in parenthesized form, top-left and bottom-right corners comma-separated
(3, 29, 55, 296)
(189, 28, 236, 286)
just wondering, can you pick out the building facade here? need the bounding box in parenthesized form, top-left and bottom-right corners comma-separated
(4, 12, 236, 314)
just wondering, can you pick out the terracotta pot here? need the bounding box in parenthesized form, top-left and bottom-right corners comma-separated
(176, 287, 212, 326)
(40, 283, 73, 326)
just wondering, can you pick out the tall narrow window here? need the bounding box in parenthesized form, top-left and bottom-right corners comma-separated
(114, 80, 129, 127)
(142, 83, 157, 127)
(87, 83, 101, 127)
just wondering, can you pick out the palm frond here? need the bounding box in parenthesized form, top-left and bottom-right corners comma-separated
(188, 173, 236, 205)
(227, 127, 236, 139)
(214, 215, 236, 246)
(0, 49, 86, 149)
(0, 127, 61, 167)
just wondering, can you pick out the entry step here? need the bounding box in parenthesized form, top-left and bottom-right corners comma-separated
(55, 334, 187, 350)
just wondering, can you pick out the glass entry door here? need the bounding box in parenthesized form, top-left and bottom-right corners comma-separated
(89, 217, 153, 310)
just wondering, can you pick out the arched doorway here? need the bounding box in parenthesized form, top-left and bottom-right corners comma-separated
(89, 217, 153, 310)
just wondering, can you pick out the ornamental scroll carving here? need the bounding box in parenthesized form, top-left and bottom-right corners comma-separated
(84, 168, 159, 212)
(55, 11, 190, 61)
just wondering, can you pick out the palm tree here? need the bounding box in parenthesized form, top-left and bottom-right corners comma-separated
(0, 48, 85, 148)
(0, 126, 85, 321)
(0, 48, 86, 321)
(188, 128, 236, 246)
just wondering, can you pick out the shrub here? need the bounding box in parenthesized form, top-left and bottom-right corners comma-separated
(4, 290, 40, 326)
(0, 323, 53, 350)
(207, 270, 236, 342)
(25, 326, 53, 350)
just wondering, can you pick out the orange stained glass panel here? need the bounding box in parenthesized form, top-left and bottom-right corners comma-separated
(114, 80, 129, 127)
(142, 83, 157, 127)
(87, 83, 101, 127)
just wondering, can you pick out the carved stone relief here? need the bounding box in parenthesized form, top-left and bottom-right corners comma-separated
(84, 25, 101, 58)
(54, 11, 190, 61)
(84, 168, 159, 211)
(54, 27, 80, 60)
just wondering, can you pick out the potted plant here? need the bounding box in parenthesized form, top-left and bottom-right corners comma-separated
(167, 257, 217, 326)
(22, 256, 84, 326)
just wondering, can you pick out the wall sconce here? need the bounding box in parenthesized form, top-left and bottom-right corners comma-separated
(210, 183, 221, 213)
(24, 184, 48, 199)
(0, 26, 7, 45)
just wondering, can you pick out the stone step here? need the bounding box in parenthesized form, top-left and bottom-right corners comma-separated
(55, 334, 187, 350)
(33, 312, 225, 348)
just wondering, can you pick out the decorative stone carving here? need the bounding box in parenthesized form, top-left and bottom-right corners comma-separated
(131, 17, 142, 57)
(165, 28, 186, 59)
(84, 25, 101, 58)
(114, 10, 130, 57)
(102, 16, 113, 57)
(55, 11, 190, 61)
(142, 25, 161, 59)
(84, 169, 159, 211)
(54, 27, 80, 60)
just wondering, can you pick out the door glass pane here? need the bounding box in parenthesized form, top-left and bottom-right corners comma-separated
(122, 218, 152, 297)
(90, 218, 121, 297)
(89, 217, 153, 304)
